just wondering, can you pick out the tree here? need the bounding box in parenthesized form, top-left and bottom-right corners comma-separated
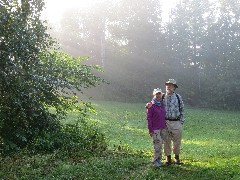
(203, 0, 240, 108)
(47, 0, 240, 109)
(163, 0, 212, 101)
(0, 0, 104, 152)
(53, 0, 167, 102)
(163, 0, 240, 108)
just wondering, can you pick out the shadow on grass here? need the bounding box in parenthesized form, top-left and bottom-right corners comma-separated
(136, 161, 239, 180)
(41, 151, 239, 180)
(1, 149, 239, 180)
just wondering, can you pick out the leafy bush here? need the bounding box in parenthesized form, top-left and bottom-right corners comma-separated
(28, 118, 107, 155)
(0, 1, 104, 153)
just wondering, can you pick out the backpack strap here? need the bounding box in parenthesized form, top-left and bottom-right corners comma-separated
(162, 93, 181, 113)
(161, 94, 165, 101)
(175, 93, 181, 113)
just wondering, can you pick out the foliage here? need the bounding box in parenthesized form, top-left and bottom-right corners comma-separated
(1, 101, 240, 179)
(0, 0, 104, 153)
(29, 117, 107, 155)
(51, 0, 240, 109)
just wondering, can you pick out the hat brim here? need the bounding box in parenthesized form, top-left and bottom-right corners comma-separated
(153, 91, 162, 95)
(165, 83, 178, 88)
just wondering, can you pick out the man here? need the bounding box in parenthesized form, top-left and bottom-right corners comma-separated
(146, 79, 184, 165)
(163, 79, 184, 165)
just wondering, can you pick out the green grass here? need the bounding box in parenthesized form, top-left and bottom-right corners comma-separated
(1, 101, 240, 179)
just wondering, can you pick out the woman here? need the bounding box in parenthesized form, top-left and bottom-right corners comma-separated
(146, 88, 167, 167)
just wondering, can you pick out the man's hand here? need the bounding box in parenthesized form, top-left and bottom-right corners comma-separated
(145, 102, 152, 109)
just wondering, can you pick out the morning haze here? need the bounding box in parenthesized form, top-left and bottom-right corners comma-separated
(46, 0, 240, 110)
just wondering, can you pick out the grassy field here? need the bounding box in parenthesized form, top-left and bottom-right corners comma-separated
(1, 101, 240, 179)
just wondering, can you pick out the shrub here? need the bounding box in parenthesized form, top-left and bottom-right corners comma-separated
(28, 118, 107, 155)
(0, 0, 104, 153)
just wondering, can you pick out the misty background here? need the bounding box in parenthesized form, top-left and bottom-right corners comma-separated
(44, 0, 240, 109)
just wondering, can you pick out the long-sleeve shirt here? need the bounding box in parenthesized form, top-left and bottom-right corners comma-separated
(163, 92, 184, 124)
(147, 103, 166, 133)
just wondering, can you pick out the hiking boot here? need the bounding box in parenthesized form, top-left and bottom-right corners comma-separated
(174, 155, 181, 165)
(165, 155, 172, 165)
(152, 159, 162, 167)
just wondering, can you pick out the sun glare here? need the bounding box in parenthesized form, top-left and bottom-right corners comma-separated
(44, 0, 97, 23)
(43, 0, 177, 23)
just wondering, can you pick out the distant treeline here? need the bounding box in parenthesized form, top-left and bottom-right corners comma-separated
(49, 0, 240, 110)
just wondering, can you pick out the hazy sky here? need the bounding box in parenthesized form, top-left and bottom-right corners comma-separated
(43, 0, 97, 22)
(43, 0, 177, 23)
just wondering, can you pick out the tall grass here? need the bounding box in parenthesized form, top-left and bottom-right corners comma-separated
(1, 101, 239, 179)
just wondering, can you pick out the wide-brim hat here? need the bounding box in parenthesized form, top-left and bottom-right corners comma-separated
(165, 79, 178, 88)
(153, 88, 162, 95)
